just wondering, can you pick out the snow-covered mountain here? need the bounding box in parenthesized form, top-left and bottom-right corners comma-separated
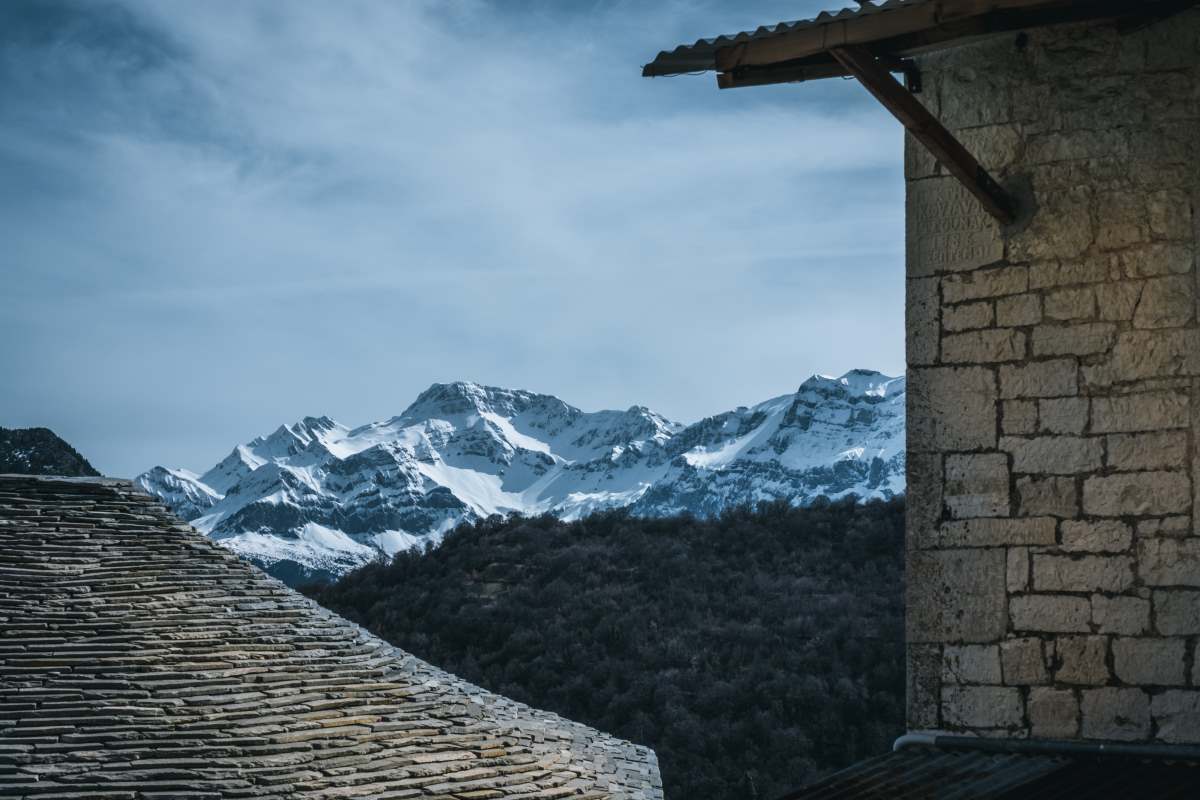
(136, 371, 905, 583)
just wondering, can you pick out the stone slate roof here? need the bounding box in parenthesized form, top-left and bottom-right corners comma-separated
(0, 475, 662, 799)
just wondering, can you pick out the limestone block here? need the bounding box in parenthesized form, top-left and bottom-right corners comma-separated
(907, 178, 1005, 277)
(1095, 330, 1200, 384)
(909, 367, 998, 452)
(1001, 436, 1103, 475)
(1091, 594, 1150, 635)
(908, 277, 940, 366)
(1151, 691, 1200, 744)
(1029, 259, 1113, 290)
(1083, 472, 1192, 517)
(1032, 555, 1134, 593)
(1095, 281, 1144, 322)
(907, 644, 942, 730)
(1031, 323, 1117, 357)
(1112, 638, 1187, 685)
(1055, 636, 1110, 685)
(1038, 398, 1087, 435)
(1002, 400, 1038, 435)
(1000, 359, 1078, 399)
(945, 454, 1010, 518)
(1009, 186, 1095, 262)
(942, 266, 1030, 307)
(1010, 595, 1092, 633)
(908, 549, 1007, 644)
(1106, 431, 1189, 473)
(944, 300, 994, 332)
(943, 644, 1002, 685)
(1025, 129, 1127, 164)
(1121, 242, 1193, 278)
(1016, 476, 1078, 518)
(1136, 516, 1192, 538)
(1134, 276, 1195, 329)
(1044, 288, 1097, 321)
(1081, 688, 1150, 741)
(942, 329, 1026, 364)
(1091, 391, 1189, 433)
(996, 294, 1043, 327)
(1029, 688, 1079, 738)
(940, 62, 1011, 127)
(957, 125, 1022, 173)
(941, 686, 1024, 730)
(1095, 191, 1150, 251)
(1007, 547, 1029, 593)
(1139, 538, 1200, 587)
(907, 453, 943, 547)
(1148, 189, 1193, 240)
(1061, 520, 1133, 553)
(1001, 637, 1046, 685)
(934, 518, 1056, 548)
(1153, 591, 1200, 635)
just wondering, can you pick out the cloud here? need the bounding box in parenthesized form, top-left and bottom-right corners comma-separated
(0, 0, 903, 476)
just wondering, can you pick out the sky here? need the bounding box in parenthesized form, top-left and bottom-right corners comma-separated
(0, 0, 904, 478)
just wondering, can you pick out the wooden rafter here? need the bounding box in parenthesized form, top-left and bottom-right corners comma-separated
(829, 45, 1017, 224)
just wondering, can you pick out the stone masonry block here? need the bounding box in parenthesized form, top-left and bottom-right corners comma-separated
(907, 644, 942, 730)
(943, 644, 1002, 685)
(1029, 688, 1079, 738)
(1097, 330, 1200, 384)
(908, 549, 1007, 644)
(933, 518, 1057, 548)
(1002, 400, 1038, 434)
(1000, 359, 1078, 399)
(945, 454, 1010, 519)
(1106, 431, 1189, 472)
(908, 277, 940, 366)
(1038, 397, 1088, 435)
(1033, 555, 1134, 593)
(1112, 638, 1187, 685)
(1083, 472, 1192, 517)
(1137, 516, 1192, 538)
(1121, 242, 1193, 278)
(1092, 594, 1150, 635)
(907, 453, 943, 547)
(1044, 287, 1097, 321)
(1153, 590, 1200, 635)
(944, 301, 994, 332)
(1055, 636, 1110, 685)
(1061, 520, 1133, 553)
(1091, 391, 1189, 433)
(1001, 637, 1047, 685)
(1001, 436, 1103, 475)
(941, 686, 1024, 730)
(1081, 688, 1150, 741)
(1032, 323, 1117, 357)
(1152, 691, 1200, 744)
(942, 329, 1026, 364)
(1029, 259, 1112, 290)
(1134, 276, 1194, 329)
(942, 266, 1029, 304)
(1010, 595, 1092, 633)
(1096, 281, 1144, 322)
(909, 367, 998, 452)
(1139, 538, 1200, 586)
(1007, 547, 1029, 593)
(907, 177, 1005, 277)
(996, 294, 1042, 327)
(1016, 476, 1078, 518)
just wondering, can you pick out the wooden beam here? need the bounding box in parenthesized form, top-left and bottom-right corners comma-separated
(830, 45, 1016, 225)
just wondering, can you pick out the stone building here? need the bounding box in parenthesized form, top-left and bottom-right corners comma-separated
(0, 475, 662, 799)
(646, 0, 1200, 791)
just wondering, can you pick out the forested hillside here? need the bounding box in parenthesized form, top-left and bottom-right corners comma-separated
(304, 498, 906, 800)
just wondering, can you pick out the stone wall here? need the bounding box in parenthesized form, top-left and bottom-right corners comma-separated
(906, 11, 1200, 742)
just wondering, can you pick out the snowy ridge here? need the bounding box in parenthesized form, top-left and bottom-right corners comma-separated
(136, 371, 905, 584)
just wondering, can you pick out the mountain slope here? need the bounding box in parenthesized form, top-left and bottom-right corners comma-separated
(137, 370, 905, 582)
(0, 427, 101, 477)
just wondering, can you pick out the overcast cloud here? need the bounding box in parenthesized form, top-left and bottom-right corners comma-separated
(0, 0, 903, 477)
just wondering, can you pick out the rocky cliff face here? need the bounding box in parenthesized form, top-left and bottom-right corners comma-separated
(137, 371, 905, 583)
(0, 427, 100, 477)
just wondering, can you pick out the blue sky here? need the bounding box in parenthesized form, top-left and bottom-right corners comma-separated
(0, 0, 903, 477)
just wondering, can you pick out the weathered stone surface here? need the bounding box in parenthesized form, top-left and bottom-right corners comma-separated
(1148, 189, 1193, 240)
(945, 454, 1010, 518)
(1033, 555, 1134, 593)
(1083, 472, 1192, 517)
(1095, 329, 1200, 384)
(907, 644, 943, 730)
(1038, 397, 1088, 435)
(1091, 391, 1189, 433)
(1009, 186, 1095, 262)
(1137, 516, 1192, 537)
(1001, 637, 1046, 685)
(934, 517, 1056, 548)
(909, 367, 998, 452)
(1091, 594, 1150, 635)
(942, 329, 1026, 363)
(907, 177, 1005, 277)
(1029, 688, 1079, 738)
(1055, 636, 1110, 685)
(1045, 288, 1097, 321)
(944, 300, 994, 332)
(1016, 476, 1078, 518)
(1153, 590, 1200, 635)
(1095, 280, 1144, 322)
(1003, 400, 1038, 434)
(1032, 323, 1117, 357)
(909, 549, 1007, 643)
(1010, 595, 1092, 633)
(1061, 520, 1133, 553)
(1002, 436, 1103, 475)
(1105, 431, 1189, 472)
(943, 645, 1002, 685)
(1112, 638, 1187, 685)
(942, 266, 1029, 304)
(1000, 359, 1078, 399)
(1134, 276, 1194, 329)
(1152, 691, 1200, 744)
(907, 453, 943, 545)
(996, 294, 1043, 327)
(1121, 242, 1193, 278)
(1029, 259, 1112, 290)
(1007, 547, 1029, 593)
(1138, 538, 1200, 586)
(1081, 688, 1150, 741)
(908, 277, 941, 366)
(941, 686, 1024, 730)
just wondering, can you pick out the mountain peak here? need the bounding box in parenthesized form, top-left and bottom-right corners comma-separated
(798, 369, 904, 399)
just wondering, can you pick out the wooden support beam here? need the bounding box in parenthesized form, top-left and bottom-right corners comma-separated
(829, 45, 1017, 225)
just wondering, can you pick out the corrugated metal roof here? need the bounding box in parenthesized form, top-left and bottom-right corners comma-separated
(642, 0, 930, 77)
(775, 746, 1200, 799)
